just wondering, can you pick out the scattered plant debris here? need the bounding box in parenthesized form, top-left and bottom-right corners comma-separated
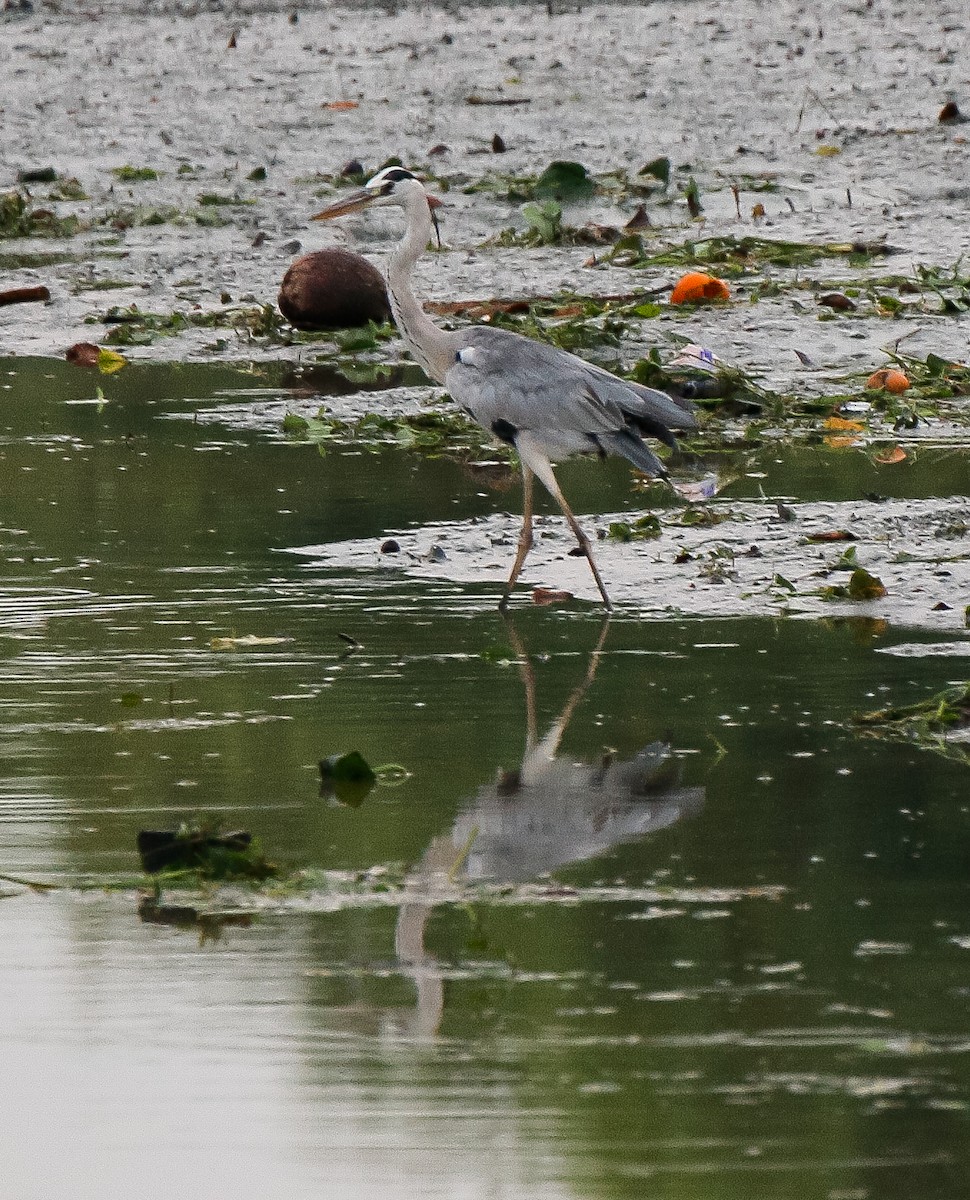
(853, 683, 970, 762)
(137, 823, 278, 880)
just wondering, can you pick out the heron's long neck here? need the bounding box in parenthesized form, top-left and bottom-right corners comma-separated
(385, 194, 452, 384)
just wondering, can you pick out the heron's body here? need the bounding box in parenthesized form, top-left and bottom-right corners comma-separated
(313, 167, 697, 609)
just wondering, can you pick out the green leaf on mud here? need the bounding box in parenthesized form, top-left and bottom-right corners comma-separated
(111, 165, 159, 182)
(282, 412, 310, 435)
(608, 514, 662, 542)
(821, 567, 887, 601)
(521, 200, 563, 243)
(638, 156, 671, 188)
(848, 567, 887, 600)
(534, 160, 596, 203)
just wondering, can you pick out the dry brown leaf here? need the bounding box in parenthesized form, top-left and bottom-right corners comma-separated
(872, 446, 907, 465)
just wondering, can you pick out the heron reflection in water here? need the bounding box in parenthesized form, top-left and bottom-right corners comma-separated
(394, 621, 704, 1038)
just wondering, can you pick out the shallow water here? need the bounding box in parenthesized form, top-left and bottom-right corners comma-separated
(2, 355, 970, 1200)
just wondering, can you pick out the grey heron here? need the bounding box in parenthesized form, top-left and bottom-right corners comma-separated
(312, 166, 697, 610)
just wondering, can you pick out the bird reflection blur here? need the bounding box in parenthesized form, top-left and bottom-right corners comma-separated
(394, 620, 704, 1038)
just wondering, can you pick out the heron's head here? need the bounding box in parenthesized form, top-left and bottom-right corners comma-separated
(311, 167, 441, 221)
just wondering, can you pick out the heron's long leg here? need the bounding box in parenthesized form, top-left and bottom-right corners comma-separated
(499, 463, 535, 610)
(516, 434, 613, 610)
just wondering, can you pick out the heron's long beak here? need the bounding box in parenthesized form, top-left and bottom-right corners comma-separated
(310, 188, 377, 221)
(310, 191, 445, 221)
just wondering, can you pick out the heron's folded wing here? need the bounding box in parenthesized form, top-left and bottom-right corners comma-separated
(445, 327, 694, 437)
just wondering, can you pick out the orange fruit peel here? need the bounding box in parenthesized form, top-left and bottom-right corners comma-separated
(865, 368, 910, 393)
(669, 272, 731, 305)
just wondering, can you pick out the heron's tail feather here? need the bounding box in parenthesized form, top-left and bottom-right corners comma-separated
(622, 382, 698, 432)
(597, 429, 669, 478)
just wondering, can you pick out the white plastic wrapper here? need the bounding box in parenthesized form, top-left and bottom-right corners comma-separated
(669, 344, 720, 373)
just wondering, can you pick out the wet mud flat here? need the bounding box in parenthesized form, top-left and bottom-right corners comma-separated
(0, 0, 969, 383)
(293, 495, 970, 620)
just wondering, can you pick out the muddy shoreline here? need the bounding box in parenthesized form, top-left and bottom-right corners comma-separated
(2, 0, 969, 632)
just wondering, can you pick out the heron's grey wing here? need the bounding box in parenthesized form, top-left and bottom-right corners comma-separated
(445, 327, 695, 447)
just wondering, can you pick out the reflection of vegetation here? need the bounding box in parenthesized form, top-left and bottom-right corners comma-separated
(853, 683, 970, 762)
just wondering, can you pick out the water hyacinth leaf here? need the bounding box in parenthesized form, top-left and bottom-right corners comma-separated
(282, 412, 310, 435)
(534, 161, 596, 203)
(319, 750, 377, 807)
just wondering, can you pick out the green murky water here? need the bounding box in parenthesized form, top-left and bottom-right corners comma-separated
(2, 356, 970, 1199)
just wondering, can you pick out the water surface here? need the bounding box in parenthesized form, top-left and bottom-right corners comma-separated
(2, 356, 969, 1200)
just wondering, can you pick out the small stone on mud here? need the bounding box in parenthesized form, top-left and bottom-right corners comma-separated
(938, 100, 967, 124)
(380, 538, 401, 554)
(426, 544, 447, 563)
(818, 292, 856, 311)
